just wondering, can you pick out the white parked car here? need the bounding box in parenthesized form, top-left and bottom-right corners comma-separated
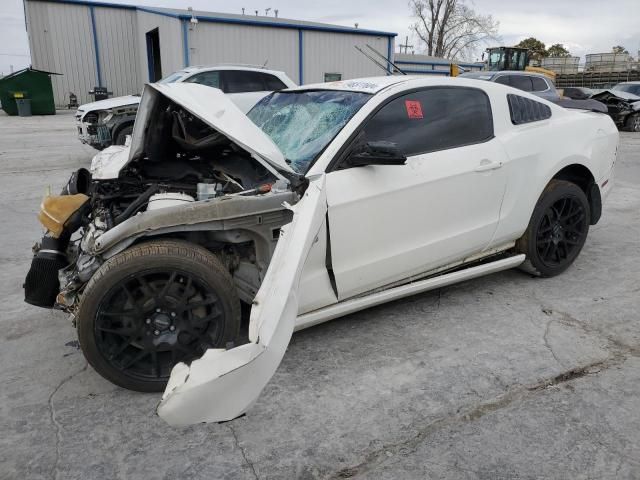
(25, 76, 617, 426)
(75, 66, 296, 149)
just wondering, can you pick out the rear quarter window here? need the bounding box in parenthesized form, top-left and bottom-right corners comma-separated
(507, 94, 552, 125)
(531, 77, 549, 91)
(263, 74, 288, 91)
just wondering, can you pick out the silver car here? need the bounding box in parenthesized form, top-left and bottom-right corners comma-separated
(459, 71, 560, 102)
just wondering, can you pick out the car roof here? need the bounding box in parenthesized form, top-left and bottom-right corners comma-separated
(285, 76, 418, 94)
(178, 65, 288, 76)
(615, 81, 640, 85)
(285, 74, 542, 96)
(460, 70, 550, 80)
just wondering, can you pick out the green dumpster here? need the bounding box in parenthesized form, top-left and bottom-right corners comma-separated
(0, 67, 61, 116)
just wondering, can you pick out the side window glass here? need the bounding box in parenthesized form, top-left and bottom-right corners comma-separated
(262, 74, 288, 91)
(358, 87, 493, 157)
(494, 76, 510, 86)
(509, 75, 533, 92)
(183, 71, 221, 89)
(531, 77, 549, 91)
(224, 71, 266, 93)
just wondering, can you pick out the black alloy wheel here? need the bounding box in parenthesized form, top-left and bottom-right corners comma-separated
(95, 269, 224, 383)
(534, 196, 587, 268)
(517, 180, 590, 277)
(77, 240, 241, 392)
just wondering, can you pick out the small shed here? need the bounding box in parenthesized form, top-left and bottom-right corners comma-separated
(0, 67, 60, 115)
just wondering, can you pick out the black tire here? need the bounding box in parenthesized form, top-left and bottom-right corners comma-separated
(517, 180, 590, 277)
(113, 125, 133, 145)
(76, 239, 241, 392)
(625, 113, 640, 132)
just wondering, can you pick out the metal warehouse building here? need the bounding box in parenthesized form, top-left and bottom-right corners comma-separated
(24, 0, 397, 106)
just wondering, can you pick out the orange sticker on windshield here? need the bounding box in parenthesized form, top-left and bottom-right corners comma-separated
(405, 100, 423, 119)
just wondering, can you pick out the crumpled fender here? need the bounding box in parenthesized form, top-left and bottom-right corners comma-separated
(157, 175, 327, 426)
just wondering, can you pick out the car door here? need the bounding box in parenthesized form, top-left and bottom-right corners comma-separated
(325, 86, 509, 300)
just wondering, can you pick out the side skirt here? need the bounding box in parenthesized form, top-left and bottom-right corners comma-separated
(294, 253, 526, 332)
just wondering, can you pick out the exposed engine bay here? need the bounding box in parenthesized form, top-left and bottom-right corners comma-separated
(25, 94, 297, 312)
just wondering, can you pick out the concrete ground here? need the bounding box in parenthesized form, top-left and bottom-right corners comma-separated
(1, 110, 639, 480)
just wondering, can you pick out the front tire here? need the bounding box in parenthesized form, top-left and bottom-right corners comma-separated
(517, 180, 590, 277)
(76, 240, 241, 392)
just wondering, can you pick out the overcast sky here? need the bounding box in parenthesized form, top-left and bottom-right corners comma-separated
(1, 0, 639, 75)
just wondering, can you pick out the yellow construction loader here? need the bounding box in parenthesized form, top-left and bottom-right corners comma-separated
(450, 46, 556, 80)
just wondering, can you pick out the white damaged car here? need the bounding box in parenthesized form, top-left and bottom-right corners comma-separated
(25, 76, 618, 426)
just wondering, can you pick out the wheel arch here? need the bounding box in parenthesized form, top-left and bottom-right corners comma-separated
(550, 163, 601, 225)
(110, 119, 135, 142)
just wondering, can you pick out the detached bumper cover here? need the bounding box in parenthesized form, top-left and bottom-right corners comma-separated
(157, 176, 327, 426)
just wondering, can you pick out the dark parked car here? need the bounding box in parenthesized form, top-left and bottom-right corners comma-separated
(561, 87, 594, 100)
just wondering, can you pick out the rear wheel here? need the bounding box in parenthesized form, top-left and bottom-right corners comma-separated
(76, 240, 241, 392)
(517, 180, 590, 277)
(625, 113, 640, 132)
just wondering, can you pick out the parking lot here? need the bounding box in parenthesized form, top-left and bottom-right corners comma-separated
(1, 110, 639, 479)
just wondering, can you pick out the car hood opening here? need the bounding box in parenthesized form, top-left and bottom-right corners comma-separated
(128, 83, 296, 177)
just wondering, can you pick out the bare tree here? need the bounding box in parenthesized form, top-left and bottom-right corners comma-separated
(410, 0, 500, 61)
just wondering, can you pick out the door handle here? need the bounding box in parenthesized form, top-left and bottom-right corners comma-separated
(475, 159, 503, 172)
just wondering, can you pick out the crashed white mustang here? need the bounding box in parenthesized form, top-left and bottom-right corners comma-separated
(25, 76, 618, 426)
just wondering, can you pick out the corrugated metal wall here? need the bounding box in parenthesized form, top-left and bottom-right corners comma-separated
(25, 1, 98, 105)
(25, 1, 397, 107)
(188, 23, 299, 83)
(93, 8, 140, 96)
(136, 11, 182, 83)
(302, 32, 391, 83)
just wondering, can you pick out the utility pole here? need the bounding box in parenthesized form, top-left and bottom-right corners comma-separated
(398, 36, 413, 55)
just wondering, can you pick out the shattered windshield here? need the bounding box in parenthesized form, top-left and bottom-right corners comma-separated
(247, 90, 371, 174)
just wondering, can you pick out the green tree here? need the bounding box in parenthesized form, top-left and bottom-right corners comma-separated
(515, 37, 547, 62)
(547, 43, 570, 57)
(612, 45, 629, 54)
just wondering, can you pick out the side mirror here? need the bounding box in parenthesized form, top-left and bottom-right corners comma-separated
(347, 141, 407, 167)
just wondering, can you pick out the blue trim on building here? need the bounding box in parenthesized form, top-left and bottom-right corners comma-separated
(395, 59, 481, 69)
(88, 6, 102, 86)
(36, 0, 396, 37)
(298, 30, 304, 84)
(181, 19, 190, 67)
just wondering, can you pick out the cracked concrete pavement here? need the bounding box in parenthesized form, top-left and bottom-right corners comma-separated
(1, 111, 639, 479)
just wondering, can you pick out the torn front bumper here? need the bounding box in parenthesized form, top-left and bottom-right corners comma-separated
(157, 175, 327, 426)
